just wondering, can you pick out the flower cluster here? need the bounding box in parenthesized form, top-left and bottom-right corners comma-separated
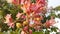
(4, 0, 57, 34)
(4, 14, 14, 28)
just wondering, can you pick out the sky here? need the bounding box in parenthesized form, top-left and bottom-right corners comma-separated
(48, 0, 60, 8)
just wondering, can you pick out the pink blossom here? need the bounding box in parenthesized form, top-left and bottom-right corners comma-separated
(12, 0, 21, 5)
(23, 26, 28, 31)
(46, 19, 55, 28)
(49, 19, 55, 26)
(29, 30, 32, 34)
(21, 0, 25, 4)
(21, 15, 26, 19)
(34, 25, 41, 31)
(5, 14, 12, 23)
(46, 20, 51, 28)
(7, 22, 14, 28)
(5, 14, 14, 28)
(16, 12, 22, 19)
(12, 0, 17, 4)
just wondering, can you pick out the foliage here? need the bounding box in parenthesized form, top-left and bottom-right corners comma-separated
(54, 6, 60, 11)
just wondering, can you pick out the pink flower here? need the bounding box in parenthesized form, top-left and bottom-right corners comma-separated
(49, 19, 55, 25)
(21, 0, 46, 15)
(5, 14, 14, 28)
(36, 0, 45, 4)
(21, 15, 26, 19)
(5, 14, 11, 19)
(16, 12, 22, 19)
(46, 20, 51, 28)
(29, 30, 32, 34)
(23, 26, 28, 31)
(20, 0, 25, 4)
(7, 22, 14, 28)
(12, 0, 21, 5)
(12, 0, 17, 4)
(30, 3, 36, 11)
(5, 14, 12, 23)
(46, 19, 55, 28)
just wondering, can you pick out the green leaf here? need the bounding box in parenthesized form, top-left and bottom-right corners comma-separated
(51, 27, 58, 32)
(33, 31, 44, 34)
(45, 30, 50, 34)
(54, 6, 60, 11)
